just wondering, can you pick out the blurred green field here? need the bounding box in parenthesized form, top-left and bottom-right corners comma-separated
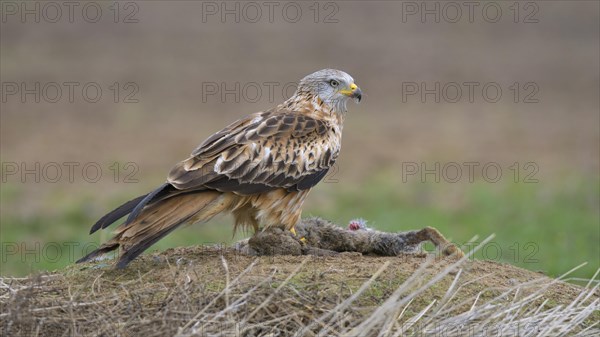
(2, 173, 598, 280)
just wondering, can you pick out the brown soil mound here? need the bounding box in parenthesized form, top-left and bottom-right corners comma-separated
(1, 246, 597, 336)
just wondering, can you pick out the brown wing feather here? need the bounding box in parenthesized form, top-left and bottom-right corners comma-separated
(167, 111, 339, 195)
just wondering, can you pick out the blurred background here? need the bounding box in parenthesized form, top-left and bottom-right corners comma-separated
(1, 1, 598, 280)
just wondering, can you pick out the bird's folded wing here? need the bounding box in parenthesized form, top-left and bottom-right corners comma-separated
(167, 111, 338, 195)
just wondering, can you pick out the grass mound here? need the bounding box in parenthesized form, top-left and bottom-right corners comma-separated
(1, 246, 598, 336)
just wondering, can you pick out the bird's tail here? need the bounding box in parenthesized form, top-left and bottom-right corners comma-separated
(77, 191, 228, 268)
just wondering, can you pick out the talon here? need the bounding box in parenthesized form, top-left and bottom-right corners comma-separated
(290, 227, 297, 236)
(300, 237, 307, 244)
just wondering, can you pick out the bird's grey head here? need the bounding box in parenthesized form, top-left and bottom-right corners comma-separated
(296, 69, 362, 113)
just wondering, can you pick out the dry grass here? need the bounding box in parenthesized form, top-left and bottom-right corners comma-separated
(1, 240, 598, 337)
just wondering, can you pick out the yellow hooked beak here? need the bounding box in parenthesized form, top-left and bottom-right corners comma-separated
(338, 83, 362, 102)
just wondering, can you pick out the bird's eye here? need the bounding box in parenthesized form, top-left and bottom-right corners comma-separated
(329, 80, 339, 87)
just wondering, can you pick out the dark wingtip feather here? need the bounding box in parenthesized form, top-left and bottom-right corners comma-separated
(89, 194, 148, 234)
(125, 183, 171, 224)
(76, 242, 119, 263)
(114, 230, 172, 269)
(115, 254, 136, 269)
(115, 212, 195, 269)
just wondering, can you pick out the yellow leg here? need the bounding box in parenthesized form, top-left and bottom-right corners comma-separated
(290, 226, 307, 244)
